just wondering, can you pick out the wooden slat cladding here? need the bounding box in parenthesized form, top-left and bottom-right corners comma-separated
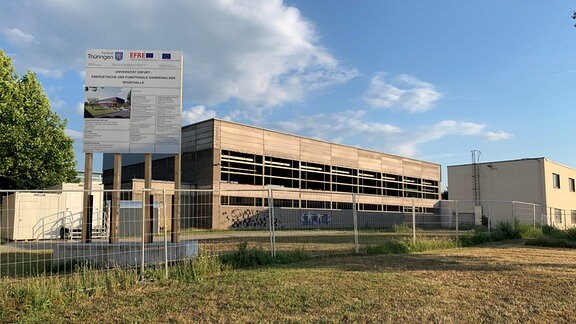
(219, 122, 264, 155)
(300, 138, 331, 164)
(422, 164, 440, 180)
(263, 130, 300, 159)
(402, 160, 423, 178)
(331, 144, 358, 168)
(381, 155, 403, 174)
(358, 151, 382, 173)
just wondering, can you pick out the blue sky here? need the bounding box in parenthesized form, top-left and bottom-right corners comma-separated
(1, 0, 575, 188)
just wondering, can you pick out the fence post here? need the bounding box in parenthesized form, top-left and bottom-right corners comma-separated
(352, 193, 359, 254)
(512, 201, 516, 228)
(412, 198, 416, 244)
(267, 187, 275, 257)
(455, 200, 459, 242)
(533, 204, 536, 229)
(487, 202, 491, 233)
(163, 189, 168, 280)
(140, 189, 146, 278)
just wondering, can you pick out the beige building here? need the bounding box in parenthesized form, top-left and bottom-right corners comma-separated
(104, 119, 441, 229)
(448, 158, 576, 227)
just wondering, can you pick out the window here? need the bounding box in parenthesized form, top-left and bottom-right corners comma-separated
(553, 173, 561, 189)
(570, 178, 575, 192)
(554, 209, 563, 223)
(572, 211, 576, 224)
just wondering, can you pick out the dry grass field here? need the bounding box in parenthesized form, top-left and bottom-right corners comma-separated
(3, 241, 575, 323)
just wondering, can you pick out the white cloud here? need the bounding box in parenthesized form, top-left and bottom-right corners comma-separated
(363, 73, 442, 113)
(485, 131, 513, 141)
(276, 113, 484, 157)
(2, 27, 35, 45)
(0, 0, 356, 108)
(389, 120, 485, 156)
(50, 96, 65, 109)
(183, 105, 217, 125)
(276, 110, 401, 143)
(31, 67, 64, 79)
(65, 128, 83, 141)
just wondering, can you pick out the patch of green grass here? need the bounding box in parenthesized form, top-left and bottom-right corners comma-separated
(365, 238, 457, 255)
(392, 223, 412, 233)
(366, 240, 408, 255)
(84, 105, 118, 117)
(220, 242, 309, 268)
(2, 243, 575, 323)
(407, 238, 458, 252)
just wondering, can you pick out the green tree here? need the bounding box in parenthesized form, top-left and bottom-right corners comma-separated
(0, 49, 77, 189)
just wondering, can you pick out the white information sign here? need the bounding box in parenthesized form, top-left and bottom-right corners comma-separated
(83, 49, 183, 153)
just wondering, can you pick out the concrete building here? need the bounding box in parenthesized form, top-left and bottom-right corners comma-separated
(448, 157, 576, 228)
(103, 119, 441, 229)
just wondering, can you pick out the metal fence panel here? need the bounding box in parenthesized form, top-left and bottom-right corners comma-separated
(1, 187, 574, 280)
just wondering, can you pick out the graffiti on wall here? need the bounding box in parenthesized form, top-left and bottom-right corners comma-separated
(223, 208, 281, 229)
(301, 213, 332, 226)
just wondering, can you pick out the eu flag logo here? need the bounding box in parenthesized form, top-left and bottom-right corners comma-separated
(145, 53, 154, 58)
(162, 53, 171, 59)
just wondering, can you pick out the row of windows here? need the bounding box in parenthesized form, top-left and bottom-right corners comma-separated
(220, 150, 439, 199)
(220, 196, 435, 213)
(553, 209, 576, 224)
(552, 173, 576, 192)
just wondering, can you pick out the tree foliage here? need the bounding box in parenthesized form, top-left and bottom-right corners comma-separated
(0, 49, 76, 189)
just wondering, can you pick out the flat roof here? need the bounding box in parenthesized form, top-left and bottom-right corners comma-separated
(448, 157, 576, 171)
(184, 118, 440, 167)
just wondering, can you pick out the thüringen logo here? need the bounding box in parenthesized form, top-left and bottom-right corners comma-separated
(87, 53, 114, 61)
(115, 52, 124, 61)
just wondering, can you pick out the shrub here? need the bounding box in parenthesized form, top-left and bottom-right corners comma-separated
(459, 221, 521, 247)
(493, 221, 521, 240)
(516, 223, 542, 239)
(565, 227, 576, 241)
(459, 231, 492, 247)
(525, 237, 576, 249)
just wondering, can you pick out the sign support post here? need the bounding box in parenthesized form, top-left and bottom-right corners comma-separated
(171, 153, 181, 243)
(82, 152, 93, 243)
(109, 153, 121, 243)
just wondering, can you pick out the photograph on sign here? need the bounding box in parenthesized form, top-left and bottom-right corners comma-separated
(84, 87, 132, 119)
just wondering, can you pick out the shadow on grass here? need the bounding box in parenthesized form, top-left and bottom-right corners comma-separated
(265, 240, 576, 274)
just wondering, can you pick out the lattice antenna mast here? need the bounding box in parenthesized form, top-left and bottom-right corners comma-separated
(471, 150, 481, 206)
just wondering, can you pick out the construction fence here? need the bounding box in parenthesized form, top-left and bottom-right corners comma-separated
(0, 188, 572, 279)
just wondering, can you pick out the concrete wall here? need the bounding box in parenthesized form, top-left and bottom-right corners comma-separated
(448, 158, 545, 204)
(218, 205, 441, 230)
